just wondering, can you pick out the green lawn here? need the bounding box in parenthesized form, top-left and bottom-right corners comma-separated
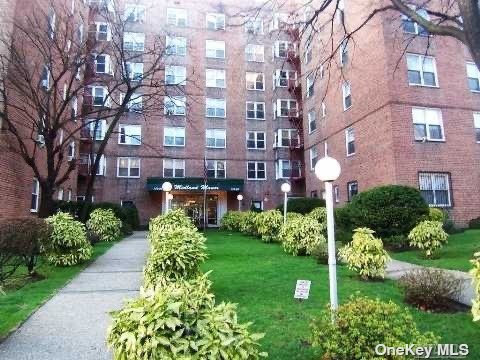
(0, 240, 118, 339)
(393, 229, 480, 272)
(202, 230, 479, 360)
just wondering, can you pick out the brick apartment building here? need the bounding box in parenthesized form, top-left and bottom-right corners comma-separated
(300, 1, 480, 225)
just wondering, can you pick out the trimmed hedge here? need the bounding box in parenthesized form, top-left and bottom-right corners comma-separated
(275, 197, 325, 215)
(86, 209, 122, 242)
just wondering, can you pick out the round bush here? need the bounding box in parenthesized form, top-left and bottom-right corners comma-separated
(44, 212, 92, 266)
(276, 197, 325, 214)
(338, 228, 390, 279)
(148, 209, 195, 245)
(427, 207, 446, 222)
(86, 209, 122, 242)
(255, 210, 283, 243)
(342, 185, 429, 237)
(470, 252, 480, 322)
(279, 216, 326, 256)
(408, 220, 448, 258)
(310, 296, 438, 360)
(220, 211, 243, 231)
(239, 211, 259, 236)
(108, 275, 267, 360)
(306, 207, 327, 234)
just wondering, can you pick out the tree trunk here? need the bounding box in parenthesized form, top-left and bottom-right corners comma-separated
(79, 174, 96, 222)
(37, 185, 56, 218)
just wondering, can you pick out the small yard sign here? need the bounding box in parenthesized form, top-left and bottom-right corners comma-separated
(294, 280, 311, 300)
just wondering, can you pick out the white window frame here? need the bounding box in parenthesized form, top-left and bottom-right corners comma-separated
(271, 13, 290, 31)
(206, 129, 226, 148)
(412, 107, 445, 142)
(40, 65, 51, 90)
(125, 62, 144, 81)
(334, 185, 340, 203)
(94, 22, 111, 41)
(275, 99, 298, 118)
(206, 98, 226, 118)
(57, 187, 64, 200)
(166, 36, 187, 56)
(340, 38, 348, 66)
(92, 154, 107, 176)
(247, 161, 266, 180)
(274, 69, 297, 88)
(342, 81, 352, 110)
(118, 124, 142, 145)
(474, 112, 480, 143)
(206, 160, 226, 178)
(87, 119, 107, 140)
(467, 62, 480, 92)
(246, 131, 266, 150)
(406, 53, 438, 87)
(246, 72, 265, 91)
(30, 178, 40, 213)
(245, 18, 263, 34)
(93, 53, 112, 74)
(67, 141, 75, 161)
(206, 40, 225, 59)
(310, 147, 318, 170)
(274, 41, 293, 58)
(308, 110, 317, 133)
(123, 32, 145, 52)
(306, 74, 314, 97)
(163, 127, 186, 147)
(163, 159, 185, 178)
(322, 102, 327, 117)
(276, 159, 301, 179)
(275, 128, 300, 148)
(418, 172, 452, 207)
(206, 13, 226, 30)
(245, 44, 264, 62)
(165, 65, 187, 85)
(345, 128, 355, 156)
(402, 8, 429, 35)
(206, 69, 226, 88)
(117, 157, 141, 178)
(164, 96, 186, 115)
(167, 8, 187, 27)
(125, 4, 146, 22)
(246, 102, 265, 120)
(90, 86, 110, 107)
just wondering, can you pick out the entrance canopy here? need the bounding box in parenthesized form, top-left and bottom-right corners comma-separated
(147, 177, 244, 192)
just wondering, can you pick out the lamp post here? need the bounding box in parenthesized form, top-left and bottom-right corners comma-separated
(314, 155, 341, 320)
(281, 182, 291, 224)
(237, 194, 243, 211)
(162, 181, 173, 213)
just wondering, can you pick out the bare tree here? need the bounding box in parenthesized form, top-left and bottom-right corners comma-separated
(0, 0, 173, 218)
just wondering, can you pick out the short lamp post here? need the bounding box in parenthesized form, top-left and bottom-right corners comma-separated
(314, 155, 341, 320)
(162, 181, 173, 213)
(237, 194, 243, 211)
(281, 182, 291, 224)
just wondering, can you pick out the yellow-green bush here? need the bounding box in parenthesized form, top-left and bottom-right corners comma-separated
(148, 209, 195, 245)
(255, 210, 283, 243)
(44, 212, 92, 266)
(310, 296, 438, 360)
(279, 216, 326, 256)
(408, 220, 448, 258)
(86, 209, 122, 242)
(306, 207, 327, 234)
(220, 211, 243, 231)
(426, 207, 447, 222)
(239, 211, 259, 236)
(107, 275, 267, 360)
(471, 252, 480, 322)
(338, 228, 390, 279)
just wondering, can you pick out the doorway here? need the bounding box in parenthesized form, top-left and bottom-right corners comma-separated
(171, 193, 219, 227)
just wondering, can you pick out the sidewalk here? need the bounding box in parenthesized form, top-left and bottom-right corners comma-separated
(386, 259, 475, 306)
(0, 231, 149, 360)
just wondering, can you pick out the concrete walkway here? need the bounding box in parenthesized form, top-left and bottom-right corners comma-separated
(0, 231, 149, 360)
(386, 259, 475, 306)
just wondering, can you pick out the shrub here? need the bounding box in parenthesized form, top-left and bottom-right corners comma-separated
(383, 235, 410, 252)
(310, 296, 438, 360)
(144, 226, 207, 287)
(107, 275, 267, 360)
(311, 241, 343, 265)
(408, 220, 448, 258)
(255, 210, 283, 243)
(338, 228, 390, 279)
(276, 197, 325, 214)
(239, 211, 259, 236)
(469, 217, 480, 229)
(44, 212, 92, 266)
(399, 268, 463, 312)
(220, 211, 243, 231)
(306, 207, 327, 234)
(427, 207, 446, 222)
(0, 218, 51, 280)
(286, 212, 303, 222)
(148, 209, 195, 245)
(279, 216, 326, 256)
(86, 209, 122, 242)
(471, 252, 480, 321)
(340, 185, 429, 238)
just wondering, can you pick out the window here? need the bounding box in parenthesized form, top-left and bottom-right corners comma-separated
(310, 147, 318, 170)
(167, 8, 187, 27)
(40, 65, 50, 90)
(57, 188, 64, 200)
(71, 96, 78, 120)
(305, 42, 312, 64)
(119, 124, 141, 145)
(247, 161, 266, 180)
(94, 22, 110, 41)
(165, 65, 186, 85)
(123, 32, 145, 52)
(251, 200, 263, 211)
(271, 13, 289, 31)
(124, 93, 143, 112)
(246, 72, 264, 90)
(342, 81, 352, 110)
(347, 181, 358, 201)
(89, 0, 114, 11)
(467, 62, 480, 92)
(275, 70, 297, 88)
(340, 39, 348, 66)
(76, 24, 84, 43)
(308, 110, 316, 133)
(275, 99, 298, 117)
(246, 131, 266, 150)
(163, 159, 185, 178)
(322, 102, 327, 117)
(246, 102, 265, 120)
(311, 190, 318, 198)
(402, 8, 429, 35)
(125, 62, 143, 81)
(474, 113, 480, 142)
(31, 178, 40, 212)
(245, 44, 264, 62)
(92, 154, 106, 176)
(117, 157, 140, 178)
(47, 8, 56, 39)
(125, 4, 146, 22)
(206, 98, 226, 118)
(206, 13, 225, 30)
(245, 18, 263, 34)
(274, 41, 292, 58)
(306, 74, 314, 97)
(406, 54, 437, 87)
(164, 96, 186, 115)
(275, 129, 299, 147)
(87, 119, 107, 140)
(276, 160, 301, 179)
(90, 86, 109, 106)
(206, 129, 226, 148)
(206, 69, 226, 88)
(164, 127, 185, 147)
(93, 54, 112, 74)
(345, 128, 355, 156)
(206, 40, 225, 59)
(67, 141, 75, 161)
(207, 160, 226, 178)
(166, 36, 187, 56)
(419, 172, 451, 207)
(334, 185, 340, 203)
(412, 107, 444, 141)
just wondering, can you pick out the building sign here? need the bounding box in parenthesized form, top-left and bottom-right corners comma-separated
(147, 177, 244, 192)
(294, 280, 311, 300)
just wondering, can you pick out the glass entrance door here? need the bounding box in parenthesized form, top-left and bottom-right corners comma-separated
(171, 194, 219, 227)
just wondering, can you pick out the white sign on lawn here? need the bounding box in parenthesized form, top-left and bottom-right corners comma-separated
(294, 280, 311, 300)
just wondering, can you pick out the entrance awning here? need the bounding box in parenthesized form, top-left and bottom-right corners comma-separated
(147, 177, 244, 192)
